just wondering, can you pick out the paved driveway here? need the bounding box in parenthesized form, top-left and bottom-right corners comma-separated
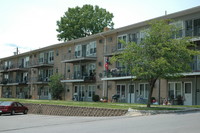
(0, 112, 200, 133)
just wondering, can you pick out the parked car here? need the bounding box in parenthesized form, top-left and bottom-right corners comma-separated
(0, 101, 28, 115)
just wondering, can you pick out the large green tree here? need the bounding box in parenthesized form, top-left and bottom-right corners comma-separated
(111, 19, 199, 107)
(56, 4, 114, 41)
(48, 74, 64, 100)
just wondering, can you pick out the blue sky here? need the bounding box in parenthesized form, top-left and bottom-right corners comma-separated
(0, 0, 200, 58)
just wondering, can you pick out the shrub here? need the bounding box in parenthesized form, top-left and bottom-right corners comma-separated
(92, 95, 100, 102)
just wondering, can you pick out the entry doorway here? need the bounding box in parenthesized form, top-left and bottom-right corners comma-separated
(184, 82, 192, 105)
(128, 84, 135, 103)
(116, 85, 126, 102)
(74, 85, 85, 101)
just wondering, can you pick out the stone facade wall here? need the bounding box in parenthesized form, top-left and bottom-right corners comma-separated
(24, 103, 127, 117)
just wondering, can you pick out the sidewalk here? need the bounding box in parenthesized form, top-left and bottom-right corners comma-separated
(125, 107, 200, 116)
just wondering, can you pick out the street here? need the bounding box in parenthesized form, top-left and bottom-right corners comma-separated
(0, 112, 200, 133)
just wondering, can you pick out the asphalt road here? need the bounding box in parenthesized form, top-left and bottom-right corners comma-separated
(0, 112, 200, 133)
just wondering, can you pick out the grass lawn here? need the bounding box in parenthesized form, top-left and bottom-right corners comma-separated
(0, 98, 199, 110)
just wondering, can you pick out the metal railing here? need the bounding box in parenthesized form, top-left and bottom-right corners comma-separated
(103, 67, 131, 78)
(62, 52, 96, 61)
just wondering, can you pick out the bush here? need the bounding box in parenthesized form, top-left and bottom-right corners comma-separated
(92, 95, 100, 102)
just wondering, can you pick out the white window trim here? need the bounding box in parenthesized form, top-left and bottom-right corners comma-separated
(88, 85, 96, 98)
(138, 83, 149, 99)
(117, 34, 127, 50)
(116, 84, 126, 99)
(168, 82, 183, 99)
(75, 45, 82, 57)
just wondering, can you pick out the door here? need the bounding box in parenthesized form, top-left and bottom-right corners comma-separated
(128, 84, 135, 103)
(184, 82, 192, 105)
(74, 85, 85, 101)
(116, 85, 126, 102)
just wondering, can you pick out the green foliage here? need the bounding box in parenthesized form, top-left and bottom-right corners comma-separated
(92, 95, 100, 102)
(111, 19, 200, 107)
(48, 74, 64, 100)
(56, 4, 114, 41)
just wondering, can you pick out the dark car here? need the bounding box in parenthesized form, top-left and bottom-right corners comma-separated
(0, 101, 28, 115)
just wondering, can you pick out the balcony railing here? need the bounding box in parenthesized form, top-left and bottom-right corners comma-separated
(29, 59, 54, 68)
(0, 62, 29, 72)
(62, 53, 97, 63)
(103, 67, 131, 78)
(63, 72, 96, 82)
(28, 77, 50, 84)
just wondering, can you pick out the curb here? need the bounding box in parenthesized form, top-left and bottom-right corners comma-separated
(125, 108, 200, 116)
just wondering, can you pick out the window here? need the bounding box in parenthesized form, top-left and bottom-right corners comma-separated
(168, 82, 182, 99)
(117, 35, 127, 50)
(48, 69, 53, 78)
(129, 85, 135, 93)
(185, 20, 193, 37)
(88, 85, 96, 98)
(185, 83, 192, 94)
(86, 41, 96, 56)
(88, 63, 96, 75)
(116, 85, 126, 100)
(24, 56, 29, 68)
(74, 65, 81, 79)
(194, 18, 200, 36)
(171, 21, 183, 38)
(48, 51, 54, 63)
(75, 45, 82, 57)
(39, 53, 44, 63)
(139, 83, 149, 99)
(56, 49, 59, 56)
(128, 33, 138, 43)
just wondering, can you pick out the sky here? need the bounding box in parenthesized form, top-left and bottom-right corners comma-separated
(0, 0, 200, 58)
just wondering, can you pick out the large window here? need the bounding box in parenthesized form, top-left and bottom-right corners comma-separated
(75, 45, 82, 57)
(168, 82, 182, 99)
(117, 35, 127, 50)
(185, 20, 193, 37)
(48, 51, 54, 63)
(171, 21, 183, 38)
(116, 85, 126, 100)
(88, 63, 96, 75)
(194, 18, 200, 36)
(39, 53, 44, 64)
(86, 41, 96, 56)
(139, 83, 149, 99)
(74, 65, 81, 79)
(88, 85, 96, 98)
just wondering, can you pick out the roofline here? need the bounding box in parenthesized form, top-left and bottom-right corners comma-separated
(1, 5, 200, 60)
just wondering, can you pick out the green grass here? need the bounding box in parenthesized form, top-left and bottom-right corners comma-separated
(0, 98, 198, 110)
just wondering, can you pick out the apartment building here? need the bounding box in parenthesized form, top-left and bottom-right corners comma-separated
(0, 6, 200, 105)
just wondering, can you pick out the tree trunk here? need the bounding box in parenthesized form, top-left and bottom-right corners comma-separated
(147, 78, 157, 108)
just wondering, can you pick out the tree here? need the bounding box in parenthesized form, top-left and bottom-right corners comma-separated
(111, 19, 200, 107)
(56, 4, 114, 41)
(48, 74, 64, 100)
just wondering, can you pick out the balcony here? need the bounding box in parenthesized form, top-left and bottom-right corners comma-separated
(4, 78, 28, 86)
(61, 72, 96, 83)
(0, 63, 29, 73)
(0, 79, 8, 85)
(28, 77, 50, 84)
(29, 59, 54, 68)
(62, 53, 97, 63)
(101, 67, 135, 81)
